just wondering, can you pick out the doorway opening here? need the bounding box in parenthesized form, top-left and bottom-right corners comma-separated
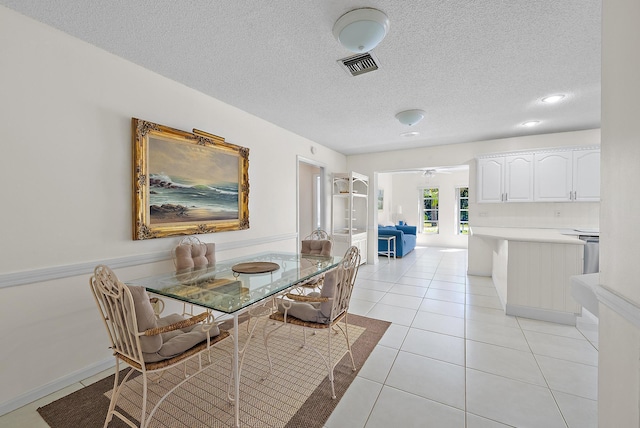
(297, 157, 326, 251)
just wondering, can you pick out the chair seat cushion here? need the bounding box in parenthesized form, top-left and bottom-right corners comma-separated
(277, 300, 327, 324)
(142, 313, 220, 363)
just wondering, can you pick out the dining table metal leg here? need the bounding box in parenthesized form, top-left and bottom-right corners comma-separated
(233, 314, 240, 427)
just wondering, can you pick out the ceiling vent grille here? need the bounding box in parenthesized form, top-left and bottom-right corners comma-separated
(338, 52, 380, 77)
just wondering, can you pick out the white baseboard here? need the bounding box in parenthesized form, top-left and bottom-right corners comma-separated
(506, 303, 578, 325)
(466, 270, 491, 277)
(0, 358, 114, 416)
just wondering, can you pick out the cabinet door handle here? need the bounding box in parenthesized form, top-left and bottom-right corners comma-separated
(505, 192, 508, 202)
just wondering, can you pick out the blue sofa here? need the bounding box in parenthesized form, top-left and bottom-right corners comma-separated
(378, 225, 417, 257)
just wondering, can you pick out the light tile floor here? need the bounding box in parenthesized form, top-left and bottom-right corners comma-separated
(325, 246, 598, 428)
(0, 246, 598, 428)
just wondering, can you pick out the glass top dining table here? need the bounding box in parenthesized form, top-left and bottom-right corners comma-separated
(127, 251, 342, 314)
(127, 251, 342, 427)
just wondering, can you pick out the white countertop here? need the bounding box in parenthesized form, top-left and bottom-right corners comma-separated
(471, 227, 587, 244)
(571, 273, 600, 317)
(557, 228, 600, 237)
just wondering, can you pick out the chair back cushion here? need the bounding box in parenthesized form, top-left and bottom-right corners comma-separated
(301, 240, 332, 256)
(175, 242, 215, 271)
(125, 285, 162, 353)
(319, 268, 337, 317)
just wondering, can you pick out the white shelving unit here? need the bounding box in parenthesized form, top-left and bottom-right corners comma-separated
(332, 172, 368, 264)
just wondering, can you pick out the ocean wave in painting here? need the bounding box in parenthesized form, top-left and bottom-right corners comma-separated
(149, 173, 238, 223)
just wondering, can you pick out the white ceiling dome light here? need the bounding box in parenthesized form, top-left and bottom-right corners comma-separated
(333, 8, 390, 53)
(396, 109, 425, 126)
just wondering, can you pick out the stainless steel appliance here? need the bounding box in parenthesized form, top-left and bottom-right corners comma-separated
(580, 235, 599, 274)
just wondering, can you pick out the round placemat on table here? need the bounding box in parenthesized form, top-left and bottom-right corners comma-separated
(231, 261, 280, 274)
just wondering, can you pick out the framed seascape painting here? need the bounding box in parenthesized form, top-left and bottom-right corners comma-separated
(132, 118, 249, 240)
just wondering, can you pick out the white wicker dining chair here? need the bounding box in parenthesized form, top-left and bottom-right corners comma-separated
(90, 265, 231, 428)
(171, 236, 215, 316)
(296, 229, 333, 292)
(304, 229, 333, 242)
(263, 246, 361, 399)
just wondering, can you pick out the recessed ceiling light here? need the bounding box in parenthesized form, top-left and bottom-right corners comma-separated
(522, 120, 540, 127)
(541, 94, 565, 104)
(400, 131, 420, 137)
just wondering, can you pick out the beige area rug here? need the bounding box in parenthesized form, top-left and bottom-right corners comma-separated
(38, 313, 390, 427)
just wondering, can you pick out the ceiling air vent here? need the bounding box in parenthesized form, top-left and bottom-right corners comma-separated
(338, 52, 380, 77)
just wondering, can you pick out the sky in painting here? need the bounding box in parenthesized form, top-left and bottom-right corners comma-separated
(149, 136, 238, 185)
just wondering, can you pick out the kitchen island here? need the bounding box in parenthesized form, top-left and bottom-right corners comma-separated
(469, 227, 586, 325)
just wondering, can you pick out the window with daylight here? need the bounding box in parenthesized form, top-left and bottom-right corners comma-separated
(422, 188, 439, 234)
(457, 187, 469, 235)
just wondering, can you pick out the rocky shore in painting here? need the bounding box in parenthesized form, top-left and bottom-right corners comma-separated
(150, 203, 189, 217)
(150, 176, 181, 189)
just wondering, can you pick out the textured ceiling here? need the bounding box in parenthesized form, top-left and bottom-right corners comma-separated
(1, 0, 601, 155)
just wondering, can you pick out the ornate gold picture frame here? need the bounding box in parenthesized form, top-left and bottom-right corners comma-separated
(132, 118, 249, 240)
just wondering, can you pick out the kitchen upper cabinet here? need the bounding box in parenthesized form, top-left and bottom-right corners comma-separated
(533, 151, 573, 201)
(477, 157, 504, 203)
(505, 154, 534, 202)
(478, 146, 600, 203)
(477, 154, 533, 203)
(534, 149, 600, 202)
(572, 149, 600, 201)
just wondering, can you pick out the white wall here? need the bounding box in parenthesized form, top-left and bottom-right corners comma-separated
(0, 7, 347, 413)
(388, 173, 421, 226)
(599, 0, 640, 425)
(348, 129, 600, 263)
(376, 173, 394, 224)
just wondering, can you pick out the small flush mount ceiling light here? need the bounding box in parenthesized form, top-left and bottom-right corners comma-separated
(541, 94, 565, 104)
(395, 109, 425, 126)
(333, 8, 390, 53)
(522, 120, 541, 127)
